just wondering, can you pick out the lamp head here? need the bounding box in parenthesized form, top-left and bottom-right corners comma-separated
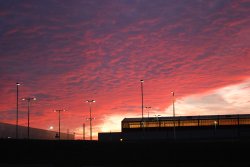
(86, 100, 96, 103)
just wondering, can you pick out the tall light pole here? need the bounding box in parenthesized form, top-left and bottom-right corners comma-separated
(22, 97, 36, 139)
(86, 100, 95, 140)
(54, 109, 66, 140)
(145, 106, 151, 118)
(67, 129, 69, 140)
(140, 80, 144, 123)
(16, 83, 20, 139)
(83, 123, 85, 140)
(154, 114, 161, 127)
(171, 91, 176, 139)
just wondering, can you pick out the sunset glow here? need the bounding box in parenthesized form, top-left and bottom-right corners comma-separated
(0, 0, 249, 140)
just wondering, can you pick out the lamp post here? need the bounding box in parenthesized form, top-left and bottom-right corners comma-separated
(140, 80, 144, 126)
(22, 97, 36, 139)
(83, 123, 85, 140)
(154, 114, 161, 126)
(54, 109, 66, 140)
(145, 106, 151, 129)
(145, 106, 151, 118)
(67, 129, 69, 140)
(86, 100, 95, 140)
(16, 83, 20, 139)
(171, 91, 176, 139)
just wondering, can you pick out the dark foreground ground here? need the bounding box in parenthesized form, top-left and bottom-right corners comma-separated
(1, 138, 250, 167)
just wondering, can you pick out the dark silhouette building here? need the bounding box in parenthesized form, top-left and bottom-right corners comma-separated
(0, 122, 74, 140)
(99, 114, 250, 141)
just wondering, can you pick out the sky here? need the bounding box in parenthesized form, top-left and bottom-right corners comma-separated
(0, 0, 250, 140)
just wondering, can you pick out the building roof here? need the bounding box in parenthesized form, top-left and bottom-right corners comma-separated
(121, 114, 250, 122)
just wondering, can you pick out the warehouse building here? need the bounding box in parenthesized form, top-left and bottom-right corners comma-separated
(98, 114, 250, 141)
(0, 122, 74, 140)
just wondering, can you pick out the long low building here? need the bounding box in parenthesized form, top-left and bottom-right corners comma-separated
(0, 122, 74, 140)
(98, 114, 250, 141)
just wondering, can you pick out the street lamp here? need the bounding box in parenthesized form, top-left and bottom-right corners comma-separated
(154, 114, 161, 127)
(16, 82, 20, 139)
(140, 80, 144, 119)
(145, 106, 151, 118)
(82, 123, 85, 140)
(22, 97, 36, 139)
(86, 100, 95, 140)
(171, 91, 176, 139)
(54, 109, 66, 140)
(140, 80, 144, 128)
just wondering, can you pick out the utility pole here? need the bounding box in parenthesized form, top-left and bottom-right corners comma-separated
(86, 100, 95, 140)
(22, 97, 36, 139)
(83, 123, 85, 140)
(145, 106, 151, 118)
(171, 91, 176, 139)
(16, 83, 20, 139)
(140, 80, 144, 130)
(54, 109, 66, 140)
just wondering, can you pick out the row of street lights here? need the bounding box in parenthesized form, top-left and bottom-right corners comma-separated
(16, 83, 36, 139)
(140, 80, 176, 139)
(42, 102, 94, 141)
(15, 82, 96, 140)
(16, 80, 175, 140)
(16, 83, 67, 140)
